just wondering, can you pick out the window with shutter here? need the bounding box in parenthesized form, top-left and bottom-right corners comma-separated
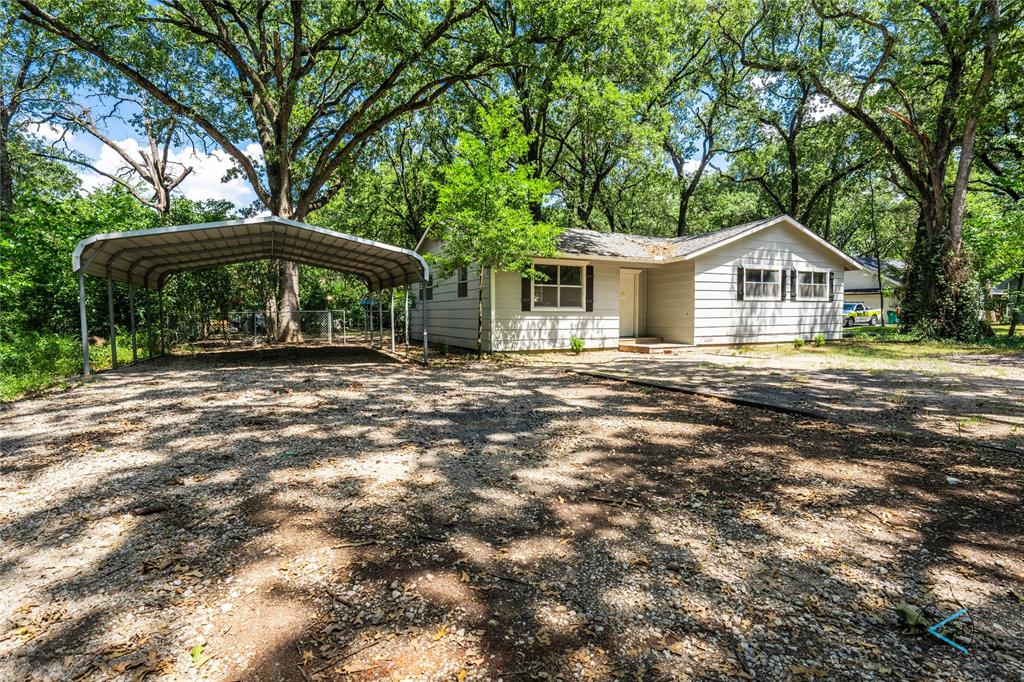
(532, 264, 585, 309)
(796, 271, 828, 300)
(742, 268, 781, 300)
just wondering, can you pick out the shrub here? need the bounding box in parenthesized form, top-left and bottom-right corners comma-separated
(792, 337, 805, 349)
(813, 333, 826, 347)
(569, 335, 585, 354)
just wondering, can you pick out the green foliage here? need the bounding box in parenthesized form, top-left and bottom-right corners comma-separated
(0, 329, 150, 400)
(901, 237, 982, 342)
(813, 334, 826, 347)
(792, 337, 805, 349)
(569, 335, 585, 354)
(428, 99, 560, 278)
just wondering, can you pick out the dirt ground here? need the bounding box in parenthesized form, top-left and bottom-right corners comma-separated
(1, 345, 1022, 681)
(522, 343, 1024, 451)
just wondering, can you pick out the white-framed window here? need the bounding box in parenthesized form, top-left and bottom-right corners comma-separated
(533, 263, 584, 309)
(457, 267, 468, 298)
(743, 267, 781, 300)
(797, 270, 828, 300)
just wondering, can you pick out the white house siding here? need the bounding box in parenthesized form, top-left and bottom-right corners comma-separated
(491, 260, 620, 351)
(409, 240, 491, 352)
(645, 261, 695, 344)
(691, 223, 847, 344)
(843, 269, 898, 315)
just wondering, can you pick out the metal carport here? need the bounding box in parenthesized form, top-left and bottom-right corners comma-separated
(72, 216, 431, 374)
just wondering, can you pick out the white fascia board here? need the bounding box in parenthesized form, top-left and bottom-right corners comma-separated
(669, 215, 864, 270)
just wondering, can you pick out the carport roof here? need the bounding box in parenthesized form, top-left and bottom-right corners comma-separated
(72, 216, 429, 290)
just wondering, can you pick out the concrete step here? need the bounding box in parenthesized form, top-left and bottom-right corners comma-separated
(618, 336, 662, 345)
(618, 341, 691, 354)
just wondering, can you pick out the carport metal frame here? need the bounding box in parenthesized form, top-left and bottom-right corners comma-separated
(72, 216, 431, 375)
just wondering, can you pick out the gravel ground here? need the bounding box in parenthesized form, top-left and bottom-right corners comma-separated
(520, 345, 1024, 450)
(1, 345, 1022, 681)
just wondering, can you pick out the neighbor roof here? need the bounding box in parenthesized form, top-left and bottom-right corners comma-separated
(555, 215, 863, 269)
(852, 255, 904, 285)
(73, 216, 429, 290)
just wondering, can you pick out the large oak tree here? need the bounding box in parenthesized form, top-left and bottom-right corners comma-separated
(19, 0, 496, 340)
(733, 0, 1022, 338)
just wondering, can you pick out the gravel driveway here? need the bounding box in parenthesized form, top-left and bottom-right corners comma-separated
(1, 345, 1022, 680)
(573, 347, 1024, 451)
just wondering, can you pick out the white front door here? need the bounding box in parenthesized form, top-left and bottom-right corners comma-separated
(619, 270, 638, 337)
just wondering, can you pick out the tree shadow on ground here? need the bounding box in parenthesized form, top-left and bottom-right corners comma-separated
(0, 345, 1021, 680)
(599, 353, 1024, 452)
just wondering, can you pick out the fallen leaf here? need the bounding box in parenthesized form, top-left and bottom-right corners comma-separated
(190, 644, 205, 666)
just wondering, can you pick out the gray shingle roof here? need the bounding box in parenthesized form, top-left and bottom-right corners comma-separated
(852, 255, 905, 284)
(556, 216, 781, 261)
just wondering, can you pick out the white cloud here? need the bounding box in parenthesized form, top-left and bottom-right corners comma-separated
(26, 122, 75, 143)
(77, 137, 262, 207)
(808, 95, 841, 122)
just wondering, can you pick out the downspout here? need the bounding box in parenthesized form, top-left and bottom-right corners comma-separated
(488, 267, 496, 354)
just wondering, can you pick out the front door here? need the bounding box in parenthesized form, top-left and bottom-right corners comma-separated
(619, 269, 639, 337)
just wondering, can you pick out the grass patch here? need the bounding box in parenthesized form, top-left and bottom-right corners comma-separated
(0, 331, 158, 401)
(838, 325, 1024, 358)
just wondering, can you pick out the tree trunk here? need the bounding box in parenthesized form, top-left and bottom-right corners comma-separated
(275, 198, 304, 343)
(277, 260, 302, 342)
(868, 176, 885, 326)
(0, 111, 13, 221)
(676, 185, 690, 238)
(901, 203, 979, 339)
(265, 260, 279, 340)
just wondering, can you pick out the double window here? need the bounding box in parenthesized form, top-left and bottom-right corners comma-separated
(533, 264, 584, 309)
(797, 271, 828, 300)
(743, 268, 780, 300)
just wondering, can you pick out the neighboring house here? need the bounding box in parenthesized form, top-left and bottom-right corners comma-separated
(409, 214, 864, 351)
(844, 255, 904, 317)
(991, 275, 1023, 321)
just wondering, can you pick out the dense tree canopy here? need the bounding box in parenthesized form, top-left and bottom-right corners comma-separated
(3, 0, 1023, 360)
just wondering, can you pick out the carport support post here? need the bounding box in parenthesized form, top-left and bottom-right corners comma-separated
(404, 287, 410, 358)
(106, 269, 117, 369)
(389, 289, 395, 353)
(378, 294, 384, 348)
(327, 309, 333, 344)
(159, 288, 165, 355)
(342, 310, 346, 344)
(252, 312, 257, 346)
(422, 282, 429, 366)
(129, 283, 137, 363)
(78, 270, 90, 376)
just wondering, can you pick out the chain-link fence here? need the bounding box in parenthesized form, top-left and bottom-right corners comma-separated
(163, 303, 411, 349)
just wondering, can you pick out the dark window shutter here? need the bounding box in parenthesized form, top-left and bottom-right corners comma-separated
(419, 285, 424, 301)
(790, 269, 797, 301)
(736, 266, 745, 301)
(426, 277, 433, 300)
(780, 270, 787, 301)
(521, 276, 531, 311)
(829, 271, 835, 302)
(585, 265, 595, 312)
